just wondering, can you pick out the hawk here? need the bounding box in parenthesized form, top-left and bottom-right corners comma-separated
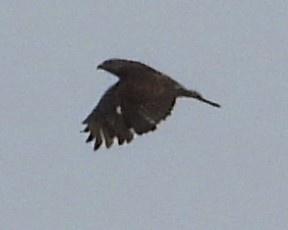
(82, 58, 220, 151)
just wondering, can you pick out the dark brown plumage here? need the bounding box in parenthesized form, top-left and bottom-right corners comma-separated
(82, 58, 220, 151)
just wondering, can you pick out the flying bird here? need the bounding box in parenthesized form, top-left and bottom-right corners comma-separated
(82, 58, 220, 151)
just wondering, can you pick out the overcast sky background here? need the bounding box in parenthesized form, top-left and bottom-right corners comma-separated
(1, 1, 288, 229)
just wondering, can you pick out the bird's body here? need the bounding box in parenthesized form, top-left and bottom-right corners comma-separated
(83, 58, 220, 151)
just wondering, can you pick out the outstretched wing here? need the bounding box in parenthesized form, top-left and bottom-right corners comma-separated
(82, 81, 176, 151)
(82, 82, 133, 150)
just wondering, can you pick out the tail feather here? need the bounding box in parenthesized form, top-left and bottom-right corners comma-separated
(177, 88, 221, 108)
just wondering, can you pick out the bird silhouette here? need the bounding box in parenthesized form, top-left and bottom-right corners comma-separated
(82, 58, 220, 151)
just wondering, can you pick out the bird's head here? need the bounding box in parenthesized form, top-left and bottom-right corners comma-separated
(97, 58, 155, 79)
(97, 58, 130, 77)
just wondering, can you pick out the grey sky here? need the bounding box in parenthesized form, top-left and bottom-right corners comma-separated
(1, 1, 288, 229)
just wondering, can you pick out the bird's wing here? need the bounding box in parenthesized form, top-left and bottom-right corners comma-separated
(83, 81, 176, 151)
(121, 91, 176, 135)
(82, 82, 133, 150)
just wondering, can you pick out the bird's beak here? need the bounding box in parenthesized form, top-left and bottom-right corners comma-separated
(97, 62, 104, 69)
(97, 63, 104, 70)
